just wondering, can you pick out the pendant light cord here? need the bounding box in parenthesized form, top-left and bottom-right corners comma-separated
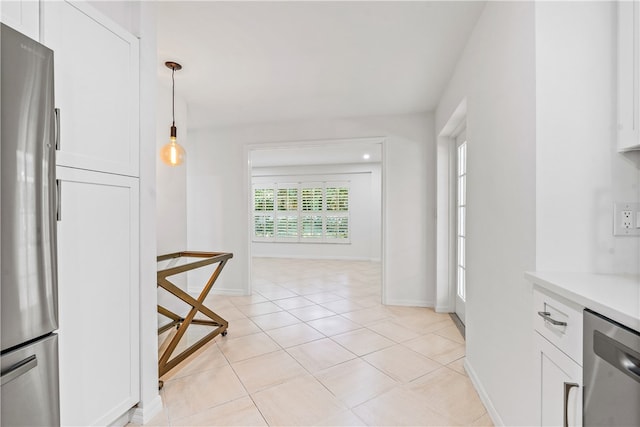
(172, 66, 176, 127)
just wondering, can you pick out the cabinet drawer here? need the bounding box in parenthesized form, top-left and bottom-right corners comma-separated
(533, 288, 583, 365)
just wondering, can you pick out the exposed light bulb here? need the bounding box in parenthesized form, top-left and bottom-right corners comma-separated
(160, 126, 186, 166)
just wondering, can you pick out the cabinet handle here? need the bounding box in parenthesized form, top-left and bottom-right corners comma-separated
(56, 179, 62, 221)
(54, 108, 60, 150)
(563, 382, 578, 427)
(537, 311, 567, 326)
(0, 355, 38, 386)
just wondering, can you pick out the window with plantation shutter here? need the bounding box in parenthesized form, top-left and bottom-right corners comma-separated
(277, 188, 298, 211)
(326, 187, 348, 211)
(326, 216, 349, 239)
(301, 187, 323, 212)
(253, 187, 275, 238)
(254, 215, 274, 238)
(325, 186, 348, 240)
(301, 216, 323, 238)
(276, 185, 298, 239)
(252, 181, 350, 243)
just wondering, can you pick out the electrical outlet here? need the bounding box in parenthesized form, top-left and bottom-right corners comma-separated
(622, 210, 633, 229)
(614, 202, 640, 236)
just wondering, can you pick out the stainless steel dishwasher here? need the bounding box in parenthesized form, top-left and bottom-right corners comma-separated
(583, 309, 640, 426)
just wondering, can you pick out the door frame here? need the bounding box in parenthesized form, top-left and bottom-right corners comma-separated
(454, 130, 467, 324)
(436, 99, 467, 314)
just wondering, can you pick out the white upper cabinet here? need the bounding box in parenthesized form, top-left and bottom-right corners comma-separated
(42, 1, 140, 176)
(617, 0, 640, 151)
(0, 0, 39, 41)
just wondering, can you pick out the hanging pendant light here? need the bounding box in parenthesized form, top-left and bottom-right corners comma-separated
(160, 61, 186, 166)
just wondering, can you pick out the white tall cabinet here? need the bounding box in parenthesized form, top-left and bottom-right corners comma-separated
(42, 1, 141, 425)
(42, 0, 140, 176)
(55, 168, 140, 426)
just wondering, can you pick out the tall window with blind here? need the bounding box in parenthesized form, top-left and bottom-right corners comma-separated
(252, 182, 350, 243)
(456, 141, 467, 303)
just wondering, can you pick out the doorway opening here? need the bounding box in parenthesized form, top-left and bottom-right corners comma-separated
(246, 138, 385, 304)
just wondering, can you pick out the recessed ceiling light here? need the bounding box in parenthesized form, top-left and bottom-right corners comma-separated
(363, 153, 371, 160)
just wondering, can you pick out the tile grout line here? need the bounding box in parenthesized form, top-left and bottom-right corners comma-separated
(148, 259, 478, 427)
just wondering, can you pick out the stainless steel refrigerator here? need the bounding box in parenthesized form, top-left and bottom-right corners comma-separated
(1, 23, 60, 426)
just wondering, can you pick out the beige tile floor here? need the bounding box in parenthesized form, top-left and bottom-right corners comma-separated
(137, 258, 492, 426)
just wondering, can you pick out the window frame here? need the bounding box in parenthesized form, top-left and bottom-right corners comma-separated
(251, 180, 351, 244)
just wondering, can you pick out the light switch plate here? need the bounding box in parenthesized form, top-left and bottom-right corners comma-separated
(613, 202, 640, 236)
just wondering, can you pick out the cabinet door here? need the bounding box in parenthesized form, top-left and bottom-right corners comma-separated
(617, 1, 640, 151)
(535, 334, 582, 427)
(0, 0, 39, 41)
(42, 1, 140, 176)
(56, 166, 139, 426)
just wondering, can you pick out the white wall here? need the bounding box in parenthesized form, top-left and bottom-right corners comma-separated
(156, 76, 189, 325)
(186, 113, 436, 306)
(134, 2, 163, 423)
(436, 2, 640, 425)
(436, 2, 536, 425)
(156, 87, 188, 255)
(251, 163, 382, 261)
(536, 1, 640, 275)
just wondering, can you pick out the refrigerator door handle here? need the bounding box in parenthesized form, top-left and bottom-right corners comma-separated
(1, 355, 38, 386)
(54, 108, 60, 150)
(56, 179, 62, 221)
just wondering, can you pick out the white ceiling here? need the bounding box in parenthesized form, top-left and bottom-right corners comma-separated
(156, 1, 485, 130)
(250, 140, 382, 168)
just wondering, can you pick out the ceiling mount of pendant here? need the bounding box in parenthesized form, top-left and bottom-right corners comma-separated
(165, 61, 182, 71)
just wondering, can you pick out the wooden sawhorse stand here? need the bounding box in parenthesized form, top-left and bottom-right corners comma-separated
(157, 251, 233, 384)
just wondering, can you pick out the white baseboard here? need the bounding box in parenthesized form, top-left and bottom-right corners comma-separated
(464, 358, 504, 426)
(130, 395, 163, 425)
(252, 254, 379, 262)
(384, 299, 433, 308)
(435, 304, 454, 313)
(108, 410, 132, 427)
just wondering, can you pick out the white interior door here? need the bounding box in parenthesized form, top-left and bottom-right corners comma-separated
(455, 132, 467, 324)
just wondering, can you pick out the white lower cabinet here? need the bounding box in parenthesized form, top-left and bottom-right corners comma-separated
(535, 333, 582, 426)
(533, 288, 583, 427)
(56, 166, 139, 426)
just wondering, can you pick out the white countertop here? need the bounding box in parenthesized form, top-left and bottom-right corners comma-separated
(525, 271, 640, 331)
